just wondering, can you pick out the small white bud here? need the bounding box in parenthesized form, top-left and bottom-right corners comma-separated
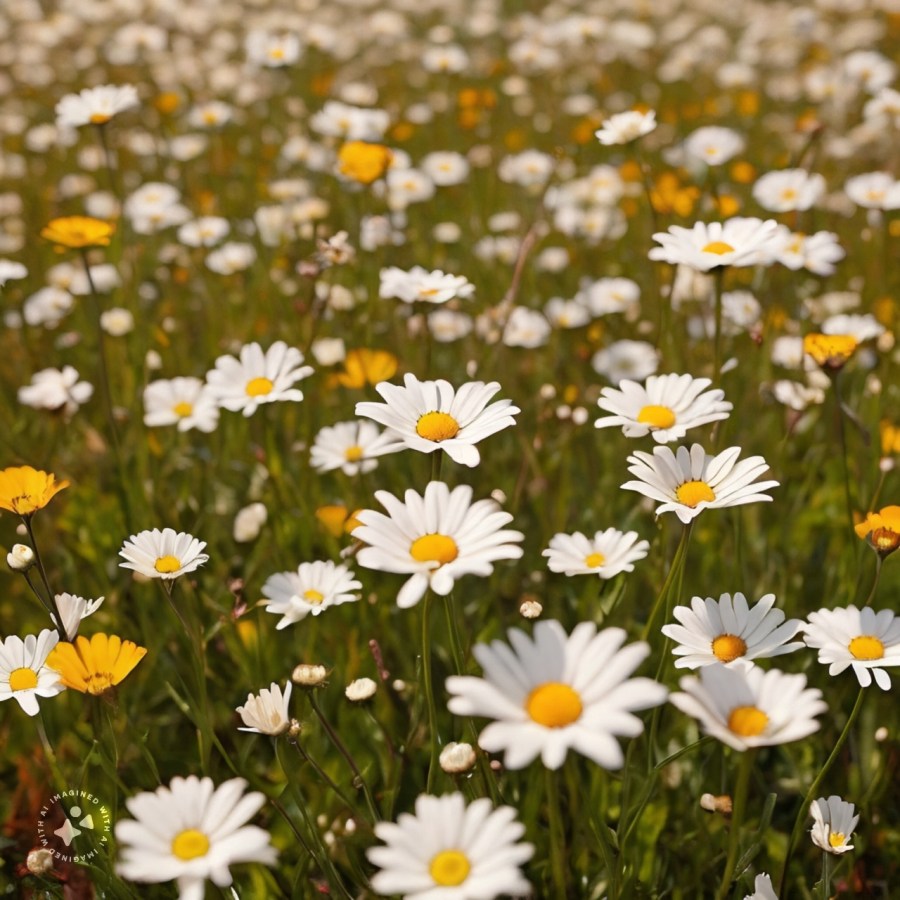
(345, 677, 377, 702)
(7, 543, 35, 571)
(519, 598, 542, 619)
(440, 741, 477, 774)
(26, 848, 55, 875)
(292, 664, 328, 686)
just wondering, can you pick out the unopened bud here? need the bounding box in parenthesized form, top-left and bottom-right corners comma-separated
(26, 848, 54, 875)
(292, 664, 328, 687)
(519, 598, 542, 619)
(700, 793, 733, 816)
(345, 677, 377, 702)
(7, 544, 35, 572)
(440, 741, 477, 774)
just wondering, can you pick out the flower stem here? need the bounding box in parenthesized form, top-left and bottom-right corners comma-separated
(861, 555, 883, 607)
(545, 766, 569, 898)
(712, 266, 725, 379)
(820, 850, 832, 900)
(641, 523, 692, 642)
(422, 591, 441, 793)
(22, 516, 67, 642)
(716, 749, 755, 900)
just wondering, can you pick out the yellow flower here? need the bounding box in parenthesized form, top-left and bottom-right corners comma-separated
(803, 333, 858, 370)
(41, 216, 114, 249)
(855, 506, 900, 557)
(330, 348, 398, 389)
(46, 633, 147, 696)
(881, 420, 900, 457)
(0, 466, 69, 516)
(337, 142, 394, 185)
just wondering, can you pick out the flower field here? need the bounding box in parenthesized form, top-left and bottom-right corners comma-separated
(1, 0, 900, 897)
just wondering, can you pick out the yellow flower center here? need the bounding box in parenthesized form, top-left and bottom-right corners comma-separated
(416, 411, 461, 442)
(171, 829, 210, 861)
(675, 480, 716, 508)
(727, 705, 769, 737)
(702, 241, 735, 255)
(84, 672, 116, 695)
(872, 528, 900, 554)
(526, 682, 584, 728)
(419, 288, 441, 297)
(154, 555, 182, 573)
(848, 635, 884, 660)
(172, 401, 194, 417)
(781, 188, 798, 201)
(410, 534, 459, 565)
(246, 376, 274, 397)
(429, 849, 471, 886)
(584, 552, 606, 568)
(303, 589, 325, 605)
(344, 445, 364, 462)
(9, 667, 38, 691)
(268, 47, 285, 60)
(828, 831, 846, 849)
(637, 404, 676, 429)
(711, 634, 747, 663)
(90, 112, 112, 125)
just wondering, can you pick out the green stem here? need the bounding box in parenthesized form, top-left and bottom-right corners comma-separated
(820, 850, 832, 900)
(833, 373, 855, 535)
(716, 749, 755, 900)
(861, 555, 883, 607)
(422, 591, 441, 792)
(545, 767, 569, 898)
(641, 524, 692, 642)
(22, 516, 67, 642)
(712, 266, 725, 379)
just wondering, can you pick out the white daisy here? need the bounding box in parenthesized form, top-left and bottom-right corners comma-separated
(236, 682, 293, 735)
(595, 373, 732, 443)
(0, 259, 27, 287)
(810, 796, 859, 855)
(309, 420, 399, 476)
(143, 377, 220, 433)
(115, 775, 276, 899)
(594, 109, 657, 145)
(205, 341, 313, 417)
(355, 374, 520, 468)
(379, 266, 475, 305)
(52, 593, 105, 641)
(0, 630, 64, 716)
(55, 84, 139, 128)
(752, 169, 826, 212)
(669, 663, 826, 751)
(119, 528, 210, 581)
(542, 528, 650, 578)
(18, 366, 93, 416)
(447, 620, 666, 770)
(621, 444, 779, 524)
(802, 605, 900, 690)
(649, 218, 781, 272)
(367, 793, 533, 899)
(352, 481, 524, 609)
(682, 126, 745, 166)
(661, 592, 804, 669)
(591, 339, 660, 385)
(844, 172, 900, 210)
(261, 560, 362, 628)
(771, 228, 845, 277)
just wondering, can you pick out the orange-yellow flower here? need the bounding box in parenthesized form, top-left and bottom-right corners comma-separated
(803, 333, 858, 370)
(41, 216, 114, 249)
(46, 633, 147, 696)
(330, 348, 398, 389)
(0, 466, 69, 516)
(881, 420, 900, 458)
(855, 506, 900, 556)
(337, 142, 393, 185)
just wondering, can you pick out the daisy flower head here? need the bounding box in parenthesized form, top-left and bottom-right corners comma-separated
(648, 218, 781, 272)
(352, 481, 524, 609)
(669, 663, 826, 751)
(46, 633, 146, 696)
(621, 444, 779, 524)
(682, 125, 745, 166)
(309, 420, 399, 475)
(379, 266, 475, 305)
(143, 377, 219, 433)
(803, 605, 900, 690)
(18, 366, 93, 416)
(367, 793, 533, 900)
(52, 593, 104, 641)
(205, 341, 313, 417)
(355, 374, 520, 468)
(119, 528, 209, 581)
(446, 620, 667, 770)
(0, 465, 69, 517)
(752, 168, 826, 212)
(854, 505, 900, 557)
(55, 83, 139, 128)
(542, 528, 650, 578)
(236, 682, 293, 735)
(0, 630, 64, 716)
(595, 109, 657, 145)
(810, 796, 859, 855)
(661, 592, 804, 669)
(115, 775, 276, 899)
(261, 560, 362, 628)
(591, 339, 660, 385)
(595, 373, 732, 443)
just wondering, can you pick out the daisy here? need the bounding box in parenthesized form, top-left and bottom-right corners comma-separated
(379, 266, 475, 305)
(594, 109, 657, 145)
(51, 593, 104, 641)
(595, 373, 732, 443)
(844, 172, 900, 210)
(205, 341, 313, 417)
(18, 366, 93, 416)
(854, 505, 900, 556)
(621, 444, 779, 524)
(261, 560, 362, 628)
(309, 420, 399, 475)
(367, 793, 533, 899)
(115, 775, 276, 899)
(355, 374, 519, 468)
(752, 169, 826, 212)
(46, 633, 146, 696)
(803, 605, 900, 690)
(0, 259, 27, 287)
(447, 620, 666, 770)
(0, 630, 64, 716)
(810, 796, 859, 855)
(143, 377, 220, 433)
(542, 528, 650, 578)
(669, 663, 826, 751)
(682, 126, 745, 166)
(119, 528, 209, 580)
(591, 340, 659, 385)
(352, 481, 524, 609)
(661, 592, 804, 669)
(771, 228, 845, 276)
(236, 682, 293, 735)
(649, 218, 781, 272)
(55, 84, 139, 128)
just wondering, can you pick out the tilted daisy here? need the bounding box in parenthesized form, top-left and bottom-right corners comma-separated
(367, 793, 533, 900)
(51, 593, 104, 641)
(309, 420, 399, 476)
(810, 796, 859, 855)
(803, 605, 900, 690)
(595, 373, 732, 443)
(261, 560, 362, 628)
(542, 528, 649, 578)
(352, 481, 524, 609)
(661, 592, 804, 669)
(236, 682, 293, 735)
(0, 630, 64, 716)
(355, 373, 520, 467)
(119, 528, 209, 580)
(446, 620, 667, 770)
(115, 775, 276, 899)
(669, 663, 826, 751)
(205, 341, 313, 417)
(46, 633, 147, 696)
(621, 444, 779, 524)
(55, 83, 139, 128)
(143, 377, 220, 433)
(379, 266, 475, 305)
(648, 218, 781, 272)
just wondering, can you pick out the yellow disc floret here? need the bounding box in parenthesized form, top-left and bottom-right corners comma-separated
(702, 241, 735, 255)
(637, 405, 677, 429)
(712, 634, 747, 663)
(245, 377, 274, 397)
(416, 411, 461, 442)
(171, 829, 210, 861)
(848, 635, 884, 661)
(526, 682, 583, 728)
(410, 534, 459, 565)
(584, 552, 606, 568)
(429, 849, 471, 886)
(9, 667, 38, 692)
(675, 480, 716, 508)
(155, 555, 182, 574)
(727, 705, 769, 737)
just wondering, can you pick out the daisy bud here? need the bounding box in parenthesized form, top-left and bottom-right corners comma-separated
(26, 848, 55, 875)
(288, 719, 302, 738)
(345, 677, 377, 702)
(7, 543, 35, 571)
(700, 793, 733, 816)
(519, 598, 542, 619)
(292, 663, 328, 687)
(440, 741, 477, 774)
